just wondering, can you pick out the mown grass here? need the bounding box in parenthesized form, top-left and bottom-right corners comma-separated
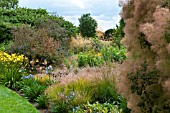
(0, 85, 39, 113)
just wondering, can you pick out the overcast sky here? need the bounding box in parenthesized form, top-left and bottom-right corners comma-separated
(18, 0, 122, 31)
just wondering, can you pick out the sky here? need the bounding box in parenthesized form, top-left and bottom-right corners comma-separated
(18, 0, 122, 32)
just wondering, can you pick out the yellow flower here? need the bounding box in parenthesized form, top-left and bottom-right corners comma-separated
(0, 51, 25, 65)
(97, 53, 102, 56)
(36, 59, 39, 63)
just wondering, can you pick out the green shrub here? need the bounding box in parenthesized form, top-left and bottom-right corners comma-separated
(100, 46, 126, 63)
(74, 102, 121, 113)
(35, 94, 49, 109)
(9, 25, 60, 65)
(0, 42, 6, 51)
(92, 79, 119, 103)
(77, 51, 104, 67)
(51, 101, 68, 113)
(0, 0, 18, 9)
(46, 78, 93, 112)
(0, 62, 22, 89)
(0, 7, 49, 42)
(46, 74, 129, 113)
(19, 78, 47, 102)
(91, 75, 130, 113)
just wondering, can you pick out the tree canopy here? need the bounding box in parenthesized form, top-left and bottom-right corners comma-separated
(0, 0, 18, 9)
(78, 13, 98, 38)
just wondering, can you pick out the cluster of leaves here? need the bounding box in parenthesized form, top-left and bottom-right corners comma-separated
(161, 0, 170, 9)
(0, 0, 18, 9)
(19, 78, 47, 102)
(77, 51, 104, 67)
(0, 41, 12, 51)
(35, 94, 49, 109)
(90, 37, 104, 52)
(8, 16, 75, 66)
(0, 7, 48, 42)
(112, 19, 125, 49)
(74, 102, 121, 113)
(77, 45, 126, 67)
(101, 46, 126, 63)
(128, 62, 169, 113)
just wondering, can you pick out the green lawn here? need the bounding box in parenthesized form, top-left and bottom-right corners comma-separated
(0, 85, 39, 113)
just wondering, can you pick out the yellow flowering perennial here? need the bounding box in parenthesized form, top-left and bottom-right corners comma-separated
(0, 51, 25, 65)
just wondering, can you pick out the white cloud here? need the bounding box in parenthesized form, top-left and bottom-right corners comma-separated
(64, 15, 121, 32)
(70, 0, 85, 9)
(18, 0, 122, 31)
(93, 15, 121, 31)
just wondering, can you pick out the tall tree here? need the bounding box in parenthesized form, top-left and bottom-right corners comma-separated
(0, 0, 18, 9)
(78, 13, 97, 38)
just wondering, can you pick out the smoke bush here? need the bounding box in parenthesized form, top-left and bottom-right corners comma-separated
(117, 0, 170, 112)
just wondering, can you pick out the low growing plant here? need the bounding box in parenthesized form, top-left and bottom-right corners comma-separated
(46, 72, 130, 113)
(19, 78, 47, 102)
(100, 46, 126, 63)
(77, 51, 104, 67)
(46, 78, 93, 113)
(0, 51, 26, 89)
(74, 101, 121, 113)
(35, 94, 49, 109)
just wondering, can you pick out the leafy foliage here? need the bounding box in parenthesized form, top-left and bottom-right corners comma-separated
(0, 0, 18, 9)
(0, 7, 77, 43)
(0, 62, 22, 89)
(112, 18, 125, 49)
(9, 25, 60, 64)
(100, 46, 126, 63)
(35, 94, 49, 109)
(77, 51, 104, 67)
(128, 62, 169, 113)
(35, 19, 71, 55)
(46, 73, 129, 113)
(75, 102, 121, 113)
(48, 78, 92, 113)
(19, 78, 47, 102)
(78, 13, 98, 37)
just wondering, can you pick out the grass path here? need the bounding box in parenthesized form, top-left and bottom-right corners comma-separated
(0, 85, 39, 113)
